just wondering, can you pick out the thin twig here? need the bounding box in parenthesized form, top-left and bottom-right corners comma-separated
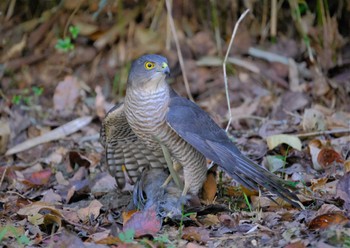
(208, 9, 250, 171)
(0, 166, 8, 189)
(223, 9, 250, 131)
(296, 128, 350, 138)
(165, 0, 194, 102)
(63, 1, 82, 38)
(270, 0, 277, 38)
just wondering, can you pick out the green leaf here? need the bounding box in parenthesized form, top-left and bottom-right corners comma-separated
(0, 227, 8, 241)
(17, 234, 30, 245)
(118, 229, 135, 243)
(32, 86, 44, 96)
(69, 26, 80, 39)
(55, 37, 74, 52)
(12, 95, 21, 105)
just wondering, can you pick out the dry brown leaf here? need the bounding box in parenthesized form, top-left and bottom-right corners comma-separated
(91, 173, 117, 194)
(310, 178, 328, 192)
(285, 241, 306, 248)
(302, 108, 327, 132)
(182, 226, 210, 244)
(200, 214, 220, 226)
(308, 213, 349, 230)
(202, 171, 217, 203)
(317, 148, 344, 168)
(42, 189, 62, 204)
(53, 76, 82, 113)
(95, 85, 106, 119)
(122, 209, 138, 225)
(22, 169, 52, 187)
(336, 173, 350, 212)
(77, 199, 103, 222)
(0, 118, 11, 154)
(1, 35, 27, 62)
(89, 230, 111, 242)
(218, 213, 239, 228)
(17, 201, 63, 219)
(344, 160, 350, 173)
(123, 206, 162, 237)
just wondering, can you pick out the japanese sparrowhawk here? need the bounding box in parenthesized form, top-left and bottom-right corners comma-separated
(100, 54, 300, 208)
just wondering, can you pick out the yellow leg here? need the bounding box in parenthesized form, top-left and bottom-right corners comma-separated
(159, 143, 184, 190)
(182, 183, 190, 196)
(162, 162, 182, 187)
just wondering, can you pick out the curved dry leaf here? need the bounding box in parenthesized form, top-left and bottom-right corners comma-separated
(309, 145, 322, 170)
(336, 173, 350, 212)
(17, 202, 62, 217)
(77, 200, 103, 222)
(302, 108, 326, 132)
(0, 118, 11, 154)
(53, 76, 81, 112)
(266, 134, 302, 151)
(285, 241, 306, 248)
(182, 226, 210, 244)
(22, 169, 52, 187)
(308, 213, 349, 230)
(123, 206, 161, 237)
(202, 172, 217, 203)
(345, 160, 350, 173)
(317, 148, 344, 168)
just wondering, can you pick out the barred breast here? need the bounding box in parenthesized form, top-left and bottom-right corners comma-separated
(124, 85, 207, 195)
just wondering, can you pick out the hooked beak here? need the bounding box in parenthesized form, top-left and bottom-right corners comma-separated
(159, 62, 170, 76)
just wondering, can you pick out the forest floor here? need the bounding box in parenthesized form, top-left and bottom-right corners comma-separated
(0, 1, 349, 247)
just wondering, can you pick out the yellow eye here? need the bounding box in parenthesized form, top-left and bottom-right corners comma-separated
(144, 61, 155, 70)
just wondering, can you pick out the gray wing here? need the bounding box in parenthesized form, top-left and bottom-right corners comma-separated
(166, 91, 300, 208)
(100, 103, 166, 189)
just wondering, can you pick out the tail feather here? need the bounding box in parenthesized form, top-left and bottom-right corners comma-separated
(208, 141, 301, 208)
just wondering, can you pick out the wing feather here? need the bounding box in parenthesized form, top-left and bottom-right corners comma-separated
(100, 103, 166, 188)
(166, 92, 300, 207)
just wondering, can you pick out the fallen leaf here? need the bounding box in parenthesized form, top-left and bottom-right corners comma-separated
(316, 204, 344, 216)
(308, 213, 349, 230)
(302, 108, 327, 132)
(95, 86, 106, 119)
(186, 242, 207, 248)
(266, 134, 302, 151)
(1, 35, 27, 61)
(265, 155, 285, 172)
(22, 169, 52, 187)
(123, 206, 162, 237)
(91, 173, 117, 195)
(285, 241, 306, 248)
(41, 189, 62, 204)
(200, 214, 220, 226)
(202, 171, 217, 203)
(182, 226, 210, 244)
(336, 172, 350, 212)
(17, 202, 63, 218)
(310, 178, 328, 192)
(317, 148, 344, 168)
(344, 160, 350, 173)
(218, 213, 239, 228)
(90, 230, 111, 242)
(0, 118, 11, 154)
(77, 200, 103, 222)
(53, 76, 81, 113)
(122, 209, 138, 225)
(309, 145, 344, 171)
